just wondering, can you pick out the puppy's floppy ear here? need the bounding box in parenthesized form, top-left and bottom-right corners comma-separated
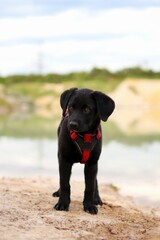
(92, 91, 115, 121)
(60, 88, 78, 116)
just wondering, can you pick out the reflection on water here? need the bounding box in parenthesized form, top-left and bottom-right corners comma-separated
(100, 141, 160, 207)
(0, 107, 160, 207)
(0, 137, 160, 207)
(111, 106, 160, 135)
(0, 137, 58, 176)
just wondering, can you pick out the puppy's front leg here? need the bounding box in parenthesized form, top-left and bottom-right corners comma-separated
(83, 163, 98, 214)
(54, 159, 73, 211)
(94, 179, 103, 206)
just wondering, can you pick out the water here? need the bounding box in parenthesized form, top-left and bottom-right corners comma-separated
(0, 137, 160, 207)
(0, 107, 160, 207)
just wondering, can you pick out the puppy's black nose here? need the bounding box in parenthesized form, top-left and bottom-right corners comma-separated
(69, 121, 78, 130)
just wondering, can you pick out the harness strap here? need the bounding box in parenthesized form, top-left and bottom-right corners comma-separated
(81, 150, 90, 164)
(70, 128, 101, 164)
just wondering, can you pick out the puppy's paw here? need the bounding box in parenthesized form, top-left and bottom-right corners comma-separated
(52, 190, 60, 197)
(54, 201, 69, 211)
(94, 196, 103, 206)
(83, 203, 98, 214)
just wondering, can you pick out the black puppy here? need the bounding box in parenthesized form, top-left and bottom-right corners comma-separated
(53, 88, 115, 214)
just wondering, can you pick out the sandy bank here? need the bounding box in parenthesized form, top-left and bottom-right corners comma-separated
(110, 79, 160, 135)
(0, 177, 160, 240)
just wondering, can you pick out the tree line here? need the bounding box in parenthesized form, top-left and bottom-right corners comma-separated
(0, 66, 160, 84)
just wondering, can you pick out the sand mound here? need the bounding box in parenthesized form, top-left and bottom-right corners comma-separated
(0, 177, 160, 240)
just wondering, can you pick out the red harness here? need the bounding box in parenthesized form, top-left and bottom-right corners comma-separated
(70, 128, 101, 164)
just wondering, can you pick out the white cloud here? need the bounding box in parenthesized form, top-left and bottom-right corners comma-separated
(0, 7, 160, 75)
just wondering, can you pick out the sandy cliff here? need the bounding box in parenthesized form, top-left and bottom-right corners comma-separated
(110, 79, 160, 135)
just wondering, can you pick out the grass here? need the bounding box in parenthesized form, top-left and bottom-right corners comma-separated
(0, 113, 160, 145)
(0, 114, 58, 138)
(0, 78, 118, 114)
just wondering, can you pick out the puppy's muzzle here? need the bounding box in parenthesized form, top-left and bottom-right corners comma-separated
(69, 121, 79, 131)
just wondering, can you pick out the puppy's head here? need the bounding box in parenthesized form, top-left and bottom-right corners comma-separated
(60, 88, 115, 133)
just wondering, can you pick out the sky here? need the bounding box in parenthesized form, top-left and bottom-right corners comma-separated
(0, 0, 160, 76)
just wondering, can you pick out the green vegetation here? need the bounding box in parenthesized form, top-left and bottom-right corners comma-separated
(0, 114, 58, 138)
(1, 66, 159, 103)
(114, 67, 160, 79)
(0, 114, 159, 145)
(1, 66, 160, 85)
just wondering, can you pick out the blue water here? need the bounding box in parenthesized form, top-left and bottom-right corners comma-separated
(0, 137, 160, 206)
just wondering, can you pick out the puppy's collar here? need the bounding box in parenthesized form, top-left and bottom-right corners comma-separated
(70, 128, 101, 164)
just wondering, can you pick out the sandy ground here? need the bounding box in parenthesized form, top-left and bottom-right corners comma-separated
(0, 177, 160, 240)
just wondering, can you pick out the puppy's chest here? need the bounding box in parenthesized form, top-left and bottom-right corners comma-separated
(69, 129, 101, 164)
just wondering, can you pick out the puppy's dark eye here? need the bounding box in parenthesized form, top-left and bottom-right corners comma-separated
(84, 107, 91, 114)
(69, 106, 74, 113)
